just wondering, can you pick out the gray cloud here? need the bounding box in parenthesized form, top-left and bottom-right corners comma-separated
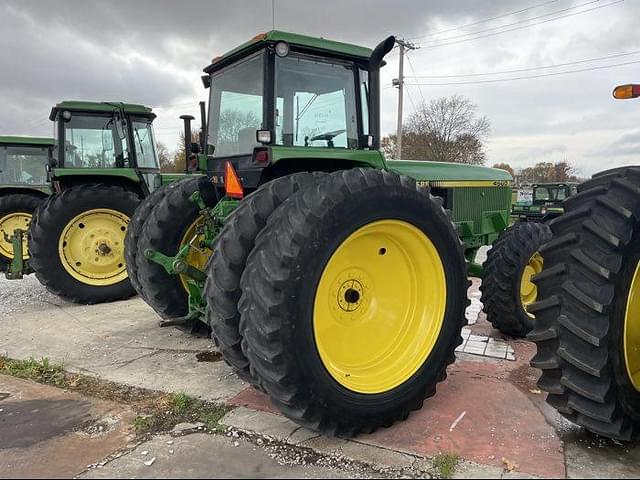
(1, 0, 639, 173)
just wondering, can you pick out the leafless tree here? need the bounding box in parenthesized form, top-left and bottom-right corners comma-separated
(383, 95, 490, 164)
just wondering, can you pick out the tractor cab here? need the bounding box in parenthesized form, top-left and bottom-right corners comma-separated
(0, 136, 53, 194)
(49, 101, 160, 195)
(202, 31, 393, 190)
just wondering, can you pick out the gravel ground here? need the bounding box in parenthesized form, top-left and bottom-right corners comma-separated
(0, 275, 68, 316)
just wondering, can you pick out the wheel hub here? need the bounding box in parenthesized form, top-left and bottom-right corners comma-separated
(624, 261, 640, 391)
(313, 220, 447, 394)
(520, 251, 544, 317)
(0, 212, 31, 260)
(58, 209, 130, 285)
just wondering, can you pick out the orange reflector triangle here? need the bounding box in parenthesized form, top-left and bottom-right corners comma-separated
(224, 161, 244, 199)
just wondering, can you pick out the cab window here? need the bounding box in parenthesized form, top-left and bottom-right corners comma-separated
(0, 145, 48, 185)
(275, 54, 358, 149)
(63, 115, 129, 168)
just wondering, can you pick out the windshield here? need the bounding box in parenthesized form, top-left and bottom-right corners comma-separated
(275, 54, 358, 148)
(533, 186, 568, 202)
(208, 52, 263, 157)
(62, 114, 129, 168)
(0, 145, 49, 186)
(131, 118, 159, 169)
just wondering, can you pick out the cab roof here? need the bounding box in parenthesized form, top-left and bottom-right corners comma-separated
(0, 136, 54, 147)
(205, 30, 373, 73)
(49, 101, 155, 121)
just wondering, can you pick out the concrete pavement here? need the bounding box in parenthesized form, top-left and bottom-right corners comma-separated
(1, 276, 640, 478)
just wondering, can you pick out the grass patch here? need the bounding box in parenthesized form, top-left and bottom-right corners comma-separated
(432, 452, 459, 479)
(133, 391, 229, 435)
(0, 356, 230, 437)
(0, 356, 67, 387)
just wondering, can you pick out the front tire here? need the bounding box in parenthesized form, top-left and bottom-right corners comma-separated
(239, 169, 468, 437)
(529, 167, 640, 441)
(29, 184, 141, 304)
(481, 221, 552, 337)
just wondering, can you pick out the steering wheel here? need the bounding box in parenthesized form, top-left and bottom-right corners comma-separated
(307, 129, 346, 148)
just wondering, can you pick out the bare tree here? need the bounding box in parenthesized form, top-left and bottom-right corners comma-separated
(157, 141, 176, 172)
(492, 162, 514, 177)
(383, 95, 490, 164)
(518, 160, 582, 183)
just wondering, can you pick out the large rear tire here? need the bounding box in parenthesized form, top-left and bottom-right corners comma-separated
(238, 169, 468, 437)
(204, 172, 326, 387)
(29, 184, 140, 304)
(481, 221, 552, 337)
(136, 177, 216, 319)
(529, 166, 640, 441)
(125, 182, 181, 301)
(0, 193, 45, 272)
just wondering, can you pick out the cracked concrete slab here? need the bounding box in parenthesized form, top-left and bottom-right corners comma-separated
(0, 375, 135, 478)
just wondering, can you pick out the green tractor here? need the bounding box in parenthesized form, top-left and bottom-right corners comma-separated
(528, 83, 640, 441)
(511, 182, 578, 221)
(130, 31, 547, 436)
(0, 136, 53, 277)
(16, 101, 201, 304)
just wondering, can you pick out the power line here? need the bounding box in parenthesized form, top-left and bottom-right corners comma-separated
(405, 54, 426, 104)
(405, 59, 640, 86)
(417, 0, 601, 43)
(408, 0, 559, 40)
(413, 0, 623, 50)
(406, 50, 640, 79)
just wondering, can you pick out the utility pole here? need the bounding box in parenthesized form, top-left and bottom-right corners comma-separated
(393, 38, 417, 160)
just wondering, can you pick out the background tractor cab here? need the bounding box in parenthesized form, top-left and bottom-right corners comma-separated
(49, 101, 161, 195)
(512, 182, 578, 221)
(0, 136, 54, 277)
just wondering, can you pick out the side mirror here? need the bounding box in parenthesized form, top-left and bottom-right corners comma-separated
(190, 142, 201, 155)
(114, 115, 126, 140)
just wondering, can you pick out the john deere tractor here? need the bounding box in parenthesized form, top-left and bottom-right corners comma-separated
(511, 182, 578, 221)
(20, 101, 168, 304)
(528, 83, 640, 441)
(131, 31, 546, 436)
(0, 136, 53, 277)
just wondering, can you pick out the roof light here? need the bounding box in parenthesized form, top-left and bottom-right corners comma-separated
(224, 161, 244, 199)
(275, 41, 290, 57)
(613, 84, 640, 100)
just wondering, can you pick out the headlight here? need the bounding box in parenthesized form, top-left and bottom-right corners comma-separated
(540, 207, 547, 215)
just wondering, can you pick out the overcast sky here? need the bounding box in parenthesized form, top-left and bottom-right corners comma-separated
(1, 0, 638, 176)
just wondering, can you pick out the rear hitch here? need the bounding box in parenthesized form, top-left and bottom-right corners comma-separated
(5, 229, 29, 280)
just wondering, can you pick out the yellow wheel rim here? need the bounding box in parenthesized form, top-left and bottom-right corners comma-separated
(0, 212, 32, 260)
(313, 219, 447, 394)
(520, 252, 544, 317)
(58, 209, 130, 286)
(178, 215, 212, 293)
(624, 261, 640, 391)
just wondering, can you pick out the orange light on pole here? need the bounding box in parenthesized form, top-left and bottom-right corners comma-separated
(613, 84, 640, 100)
(224, 161, 244, 199)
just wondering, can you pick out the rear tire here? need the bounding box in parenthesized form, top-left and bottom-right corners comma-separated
(239, 169, 468, 437)
(136, 177, 216, 319)
(29, 184, 140, 304)
(481, 221, 552, 337)
(0, 193, 45, 272)
(529, 166, 640, 441)
(125, 182, 181, 301)
(204, 172, 326, 387)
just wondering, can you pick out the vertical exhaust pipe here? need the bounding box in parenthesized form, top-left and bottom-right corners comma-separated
(180, 115, 195, 173)
(199, 101, 207, 152)
(368, 36, 396, 151)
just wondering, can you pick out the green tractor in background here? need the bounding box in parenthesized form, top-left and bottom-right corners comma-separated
(0, 136, 53, 277)
(127, 31, 551, 436)
(528, 83, 640, 441)
(4, 101, 202, 304)
(511, 182, 578, 221)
